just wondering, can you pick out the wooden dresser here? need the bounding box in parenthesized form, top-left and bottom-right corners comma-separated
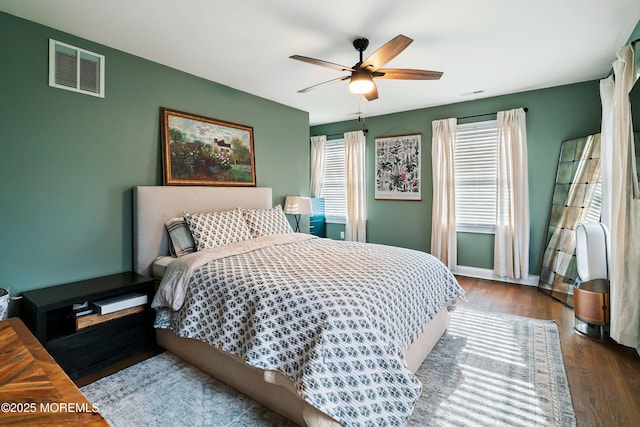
(0, 318, 108, 426)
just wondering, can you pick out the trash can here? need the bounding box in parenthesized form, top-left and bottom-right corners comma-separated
(0, 288, 9, 320)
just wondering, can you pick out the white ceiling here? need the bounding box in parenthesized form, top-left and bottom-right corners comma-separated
(1, 0, 639, 125)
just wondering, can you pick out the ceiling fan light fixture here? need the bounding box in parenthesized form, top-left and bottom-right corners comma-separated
(349, 71, 374, 94)
(291, 35, 442, 101)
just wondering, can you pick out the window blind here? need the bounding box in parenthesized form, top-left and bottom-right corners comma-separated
(454, 120, 498, 232)
(322, 139, 347, 223)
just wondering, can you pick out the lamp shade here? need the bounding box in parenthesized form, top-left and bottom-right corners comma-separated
(349, 70, 374, 94)
(284, 196, 312, 215)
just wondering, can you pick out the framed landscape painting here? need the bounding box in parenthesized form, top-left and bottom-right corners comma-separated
(160, 107, 256, 186)
(374, 133, 421, 200)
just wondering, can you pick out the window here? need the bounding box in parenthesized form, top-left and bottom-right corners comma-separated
(585, 178, 602, 223)
(49, 39, 105, 98)
(321, 138, 347, 223)
(454, 120, 498, 233)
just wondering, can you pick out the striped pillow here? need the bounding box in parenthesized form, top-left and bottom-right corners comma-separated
(165, 217, 196, 257)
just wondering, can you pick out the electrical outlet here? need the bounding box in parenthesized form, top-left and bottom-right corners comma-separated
(340, 231, 345, 239)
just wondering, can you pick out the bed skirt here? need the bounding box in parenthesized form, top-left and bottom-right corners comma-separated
(156, 307, 449, 427)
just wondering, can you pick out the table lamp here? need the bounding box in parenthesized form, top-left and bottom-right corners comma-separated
(284, 196, 313, 232)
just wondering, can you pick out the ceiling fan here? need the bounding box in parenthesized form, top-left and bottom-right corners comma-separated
(290, 35, 442, 101)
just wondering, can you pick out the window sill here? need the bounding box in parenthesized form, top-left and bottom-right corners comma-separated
(456, 225, 495, 234)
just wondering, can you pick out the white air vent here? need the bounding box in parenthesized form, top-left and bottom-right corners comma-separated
(49, 39, 105, 98)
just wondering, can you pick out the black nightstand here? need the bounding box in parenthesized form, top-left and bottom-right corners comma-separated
(20, 272, 156, 379)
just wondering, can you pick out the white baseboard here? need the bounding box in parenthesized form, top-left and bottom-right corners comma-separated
(453, 265, 540, 287)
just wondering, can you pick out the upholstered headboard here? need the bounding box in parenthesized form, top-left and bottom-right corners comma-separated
(133, 186, 273, 276)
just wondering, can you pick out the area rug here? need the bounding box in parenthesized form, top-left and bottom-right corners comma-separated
(81, 307, 576, 426)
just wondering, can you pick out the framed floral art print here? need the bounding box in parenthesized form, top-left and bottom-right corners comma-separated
(374, 133, 421, 200)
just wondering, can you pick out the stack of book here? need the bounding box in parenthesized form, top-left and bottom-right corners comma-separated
(72, 293, 148, 330)
(71, 302, 94, 318)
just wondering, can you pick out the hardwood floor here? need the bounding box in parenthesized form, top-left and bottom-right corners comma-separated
(457, 275, 640, 427)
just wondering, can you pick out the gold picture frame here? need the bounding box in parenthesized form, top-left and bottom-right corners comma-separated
(160, 107, 256, 186)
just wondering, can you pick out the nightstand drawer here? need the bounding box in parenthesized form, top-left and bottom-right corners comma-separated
(47, 312, 154, 378)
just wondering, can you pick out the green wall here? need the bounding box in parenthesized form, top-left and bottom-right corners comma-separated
(2, 11, 637, 312)
(0, 12, 310, 313)
(312, 81, 607, 275)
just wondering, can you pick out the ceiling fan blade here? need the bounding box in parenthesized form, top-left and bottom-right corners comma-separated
(375, 68, 443, 80)
(364, 82, 379, 101)
(290, 55, 355, 72)
(360, 35, 412, 71)
(298, 75, 350, 93)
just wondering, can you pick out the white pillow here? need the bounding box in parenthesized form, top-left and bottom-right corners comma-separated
(184, 209, 253, 251)
(242, 205, 293, 237)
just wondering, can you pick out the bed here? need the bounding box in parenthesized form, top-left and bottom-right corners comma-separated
(133, 185, 464, 427)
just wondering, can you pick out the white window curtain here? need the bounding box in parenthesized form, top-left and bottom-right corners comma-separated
(494, 108, 529, 279)
(431, 118, 457, 270)
(600, 44, 640, 348)
(310, 135, 326, 197)
(344, 130, 367, 242)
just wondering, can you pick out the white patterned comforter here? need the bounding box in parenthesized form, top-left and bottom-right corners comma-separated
(152, 234, 464, 426)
